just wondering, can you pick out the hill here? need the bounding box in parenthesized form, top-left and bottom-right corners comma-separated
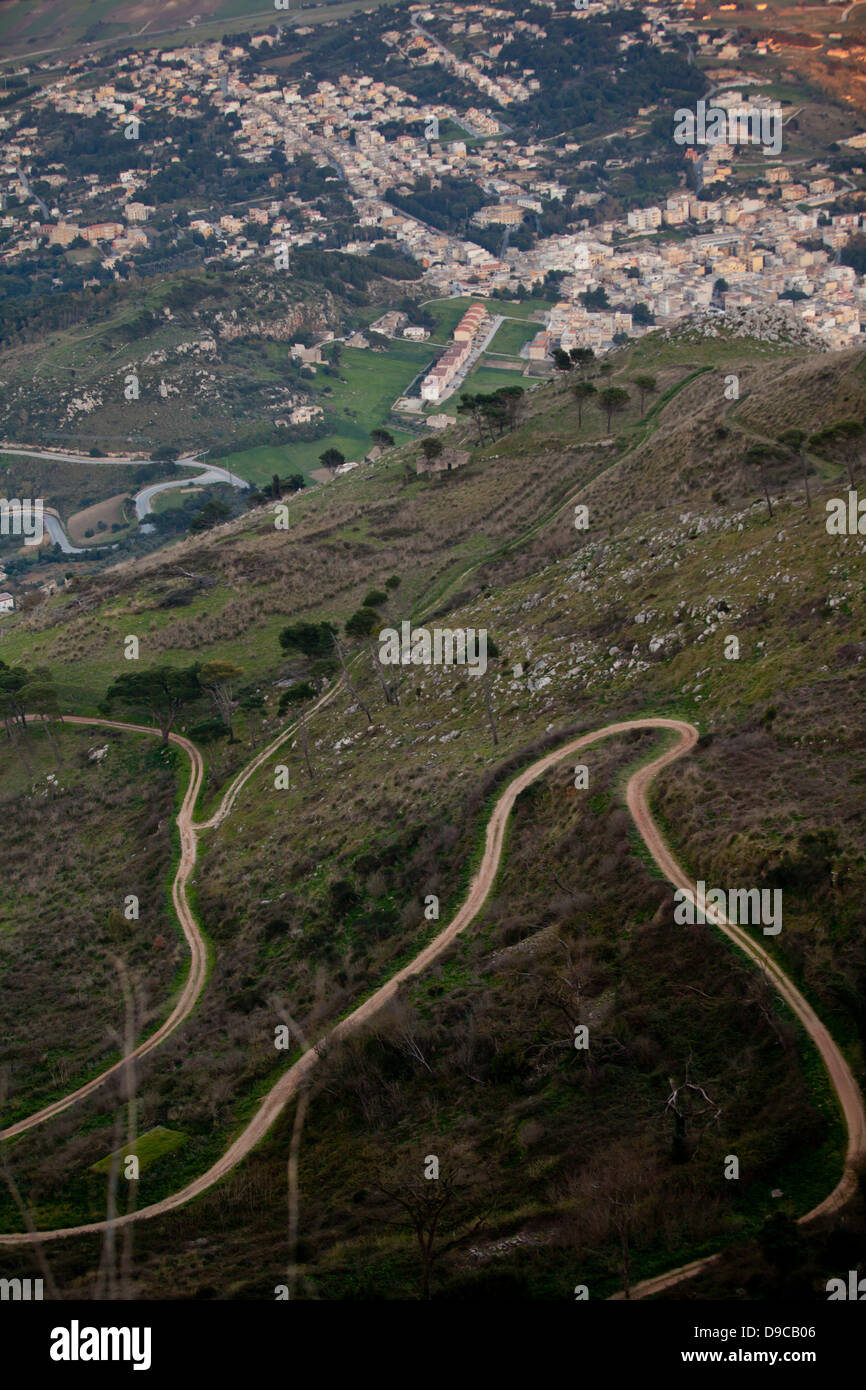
(0, 322, 864, 1300)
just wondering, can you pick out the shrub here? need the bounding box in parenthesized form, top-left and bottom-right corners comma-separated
(278, 681, 316, 712)
(188, 718, 231, 744)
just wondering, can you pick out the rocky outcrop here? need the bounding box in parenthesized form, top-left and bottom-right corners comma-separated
(213, 300, 335, 343)
(661, 305, 827, 349)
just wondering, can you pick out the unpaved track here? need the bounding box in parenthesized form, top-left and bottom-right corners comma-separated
(1, 688, 341, 1145)
(0, 717, 206, 1143)
(611, 745, 866, 1299)
(2, 718, 863, 1307)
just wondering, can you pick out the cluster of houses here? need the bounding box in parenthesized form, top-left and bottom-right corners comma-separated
(420, 303, 487, 403)
(0, 571, 71, 618)
(2, 7, 864, 353)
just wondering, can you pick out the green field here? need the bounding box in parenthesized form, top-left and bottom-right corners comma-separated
(91, 1126, 187, 1176)
(440, 360, 532, 408)
(150, 486, 204, 514)
(216, 341, 428, 485)
(488, 318, 539, 356)
(313, 341, 432, 425)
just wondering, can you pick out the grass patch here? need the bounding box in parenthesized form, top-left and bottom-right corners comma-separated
(90, 1126, 188, 1176)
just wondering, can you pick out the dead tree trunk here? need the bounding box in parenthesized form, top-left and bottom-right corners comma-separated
(801, 451, 811, 511)
(482, 668, 498, 746)
(333, 633, 373, 724)
(760, 464, 774, 519)
(298, 713, 314, 780)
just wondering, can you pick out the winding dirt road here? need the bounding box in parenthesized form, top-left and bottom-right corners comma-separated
(1, 716, 863, 1308)
(1, 686, 343, 1144)
(0, 717, 206, 1143)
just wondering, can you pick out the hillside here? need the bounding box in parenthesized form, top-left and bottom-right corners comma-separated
(0, 321, 864, 1300)
(0, 261, 409, 462)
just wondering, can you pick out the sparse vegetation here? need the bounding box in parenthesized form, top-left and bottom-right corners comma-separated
(1, 323, 864, 1304)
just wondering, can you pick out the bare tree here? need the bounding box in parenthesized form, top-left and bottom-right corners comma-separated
(332, 629, 373, 725)
(345, 607, 398, 707)
(375, 1164, 485, 1299)
(508, 935, 616, 1080)
(576, 1142, 660, 1297)
(199, 660, 244, 741)
(746, 445, 775, 519)
(778, 428, 811, 511)
(663, 1064, 722, 1163)
(480, 636, 500, 746)
(270, 996, 321, 1302)
(381, 1001, 433, 1074)
(0, 1074, 61, 1301)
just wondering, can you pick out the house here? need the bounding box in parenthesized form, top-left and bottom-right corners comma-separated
(453, 304, 486, 341)
(370, 310, 408, 337)
(0, 591, 15, 613)
(47, 222, 80, 246)
(124, 202, 153, 223)
(289, 342, 322, 365)
(289, 404, 322, 424)
(82, 222, 124, 243)
(416, 448, 471, 476)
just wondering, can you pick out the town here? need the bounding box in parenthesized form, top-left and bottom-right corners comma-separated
(1, 0, 864, 373)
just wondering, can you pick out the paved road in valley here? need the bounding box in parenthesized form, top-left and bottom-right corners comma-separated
(134, 462, 249, 519)
(0, 444, 249, 536)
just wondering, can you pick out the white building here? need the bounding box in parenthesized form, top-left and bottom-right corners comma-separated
(627, 206, 662, 232)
